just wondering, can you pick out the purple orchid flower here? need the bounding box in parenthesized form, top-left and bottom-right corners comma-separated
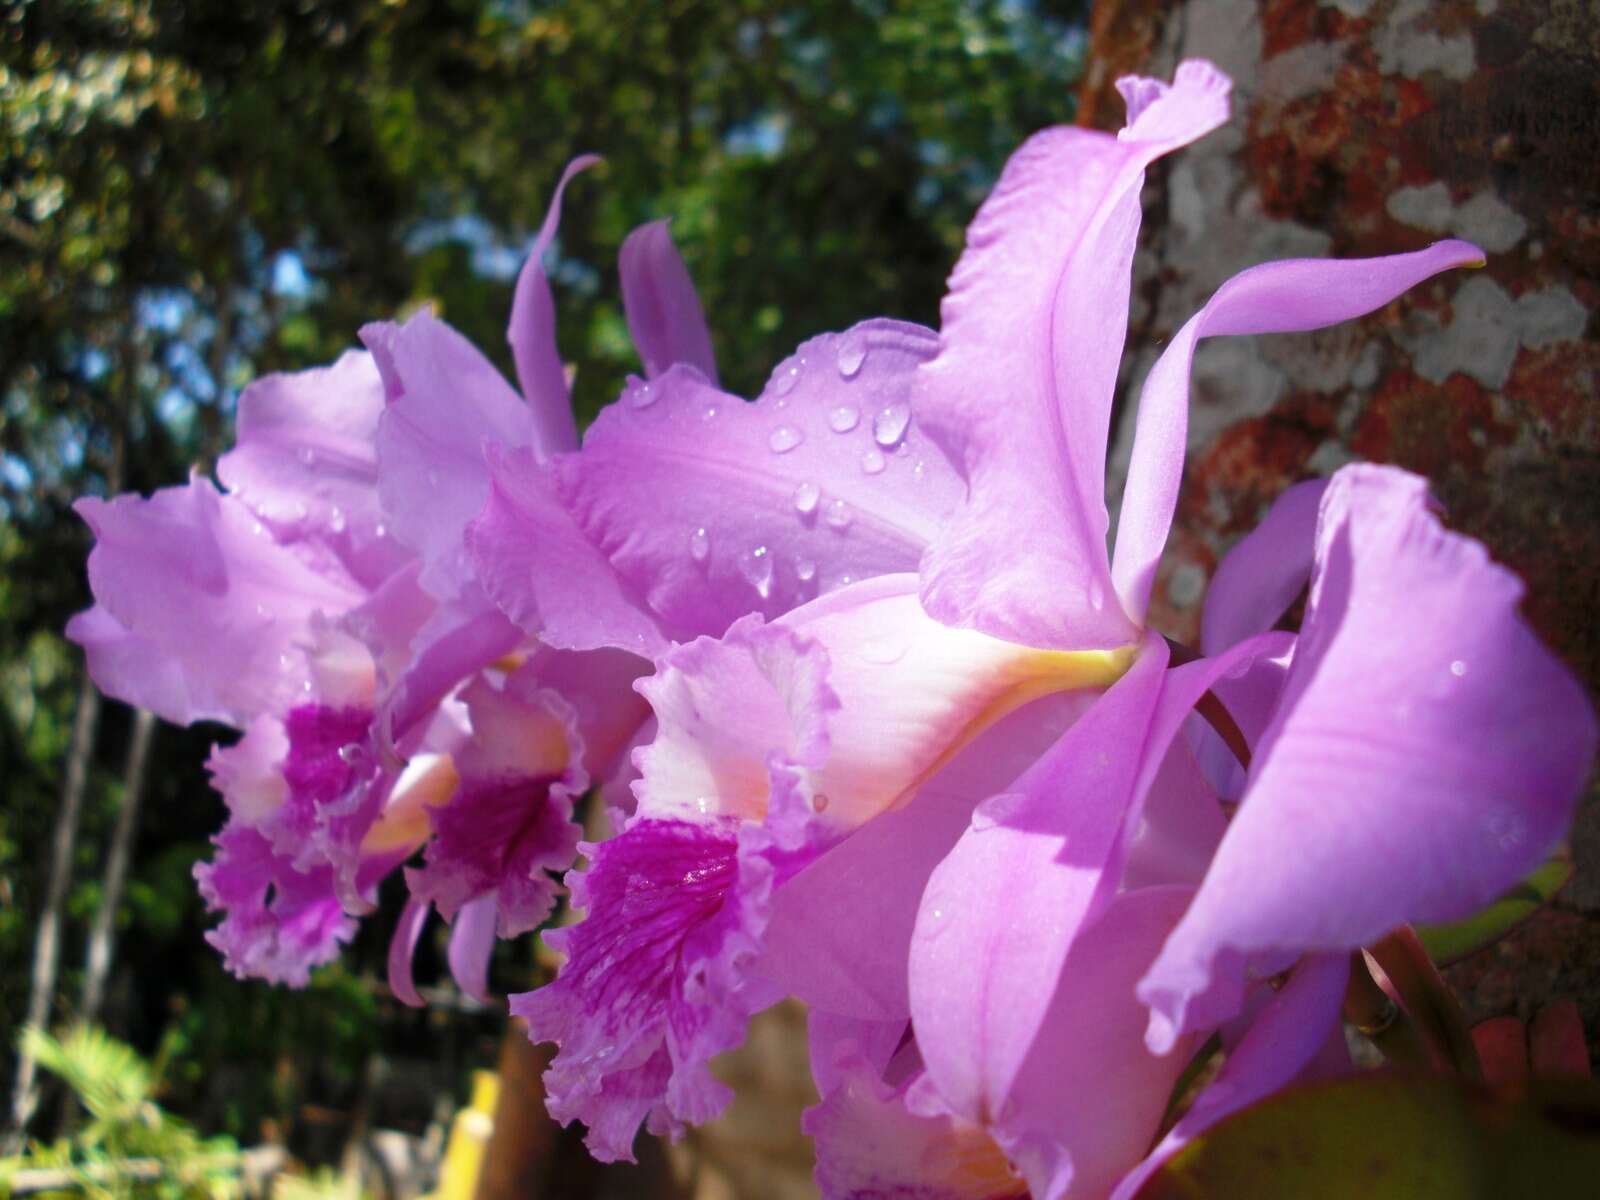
(509, 58, 1591, 1195)
(885, 62, 1596, 1200)
(67, 161, 687, 995)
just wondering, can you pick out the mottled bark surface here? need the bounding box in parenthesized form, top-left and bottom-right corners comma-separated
(1083, 0, 1600, 1053)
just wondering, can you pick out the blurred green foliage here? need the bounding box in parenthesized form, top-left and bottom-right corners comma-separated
(1, 0, 1086, 1148)
(3, 1024, 244, 1197)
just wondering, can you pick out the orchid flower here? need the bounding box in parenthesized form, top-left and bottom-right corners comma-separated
(68, 162, 675, 995)
(510, 58, 1592, 1194)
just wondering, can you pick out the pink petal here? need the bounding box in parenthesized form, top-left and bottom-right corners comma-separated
(1000, 887, 1200, 1200)
(1111, 240, 1485, 624)
(915, 61, 1231, 650)
(466, 444, 668, 655)
(364, 310, 531, 600)
(620, 219, 718, 384)
(507, 155, 600, 455)
(68, 479, 365, 726)
(804, 1056, 1027, 1200)
(806, 1010, 907, 1098)
(908, 633, 1169, 1127)
(216, 349, 407, 590)
(1140, 465, 1597, 1049)
(761, 691, 1091, 1023)
(1111, 953, 1351, 1200)
(194, 823, 359, 987)
(387, 896, 431, 1008)
(512, 819, 776, 1160)
(553, 320, 964, 642)
(1199, 478, 1328, 655)
(447, 892, 501, 1004)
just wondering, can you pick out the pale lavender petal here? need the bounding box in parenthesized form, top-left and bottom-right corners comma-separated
(908, 633, 1169, 1126)
(620, 219, 718, 384)
(365, 311, 532, 599)
(512, 645, 652, 783)
(376, 589, 522, 749)
(999, 887, 1199, 1200)
(761, 691, 1090, 1022)
(507, 155, 599, 456)
(916, 61, 1231, 650)
(554, 320, 964, 641)
(1111, 953, 1350, 1200)
(1121, 735, 1227, 892)
(804, 1056, 1027, 1200)
(388, 896, 430, 1008)
(638, 578, 1132, 842)
(1111, 240, 1485, 623)
(68, 479, 365, 726)
(1200, 478, 1328, 655)
(466, 444, 668, 655)
(216, 349, 408, 590)
(1140, 464, 1597, 1050)
(633, 611, 837, 830)
(447, 893, 500, 1004)
(805, 1010, 907, 1098)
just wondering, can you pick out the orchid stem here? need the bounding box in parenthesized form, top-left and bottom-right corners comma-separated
(1369, 926, 1483, 1082)
(1342, 952, 1438, 1071)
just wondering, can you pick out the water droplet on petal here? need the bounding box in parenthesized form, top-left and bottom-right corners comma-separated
(1450, 659, 1468, 677)
(772, 357, 803, 397)
(812, 792, 831, 813)
(339, 743, 363, 766)
(689, 527, 710, 563)
(702, 404, 719, 421)
(795, 557, 817, 583)
(769, 424, 803, 454)
(793, 481, 820, 515)
(329, 506, 346, 533)
(695, 796, 712, 815)
(828, 405, 859, 433)
(824, 499, 853, 530)
(861, 634, 908, 664)
(738, 545, 773, 598)
(913, 460, 927, 480)
(628, 379, 657, 408)
(872, 402, 910, 448)
(1088, 580, 1106, 612)
(374, 522, 387, 538)
(835, 335, 867, 378)
(860, 448, 886, 475)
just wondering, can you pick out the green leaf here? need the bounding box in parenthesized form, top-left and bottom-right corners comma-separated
(1417, 848, 1573, 963)
(1136, 1071, 1600, 1199)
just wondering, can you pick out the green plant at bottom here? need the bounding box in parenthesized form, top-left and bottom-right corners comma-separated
(2, 1025, 241, 1199)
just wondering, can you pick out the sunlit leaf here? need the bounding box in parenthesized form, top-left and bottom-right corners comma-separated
(1136, 1071, 1600, 1199)
(1417, 847, 1573, 964)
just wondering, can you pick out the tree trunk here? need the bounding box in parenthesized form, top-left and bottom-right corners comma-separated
(1083, 0, 1600, 1053)
(7, 675, 101, 1143)
(80, 707, 157, 1026)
